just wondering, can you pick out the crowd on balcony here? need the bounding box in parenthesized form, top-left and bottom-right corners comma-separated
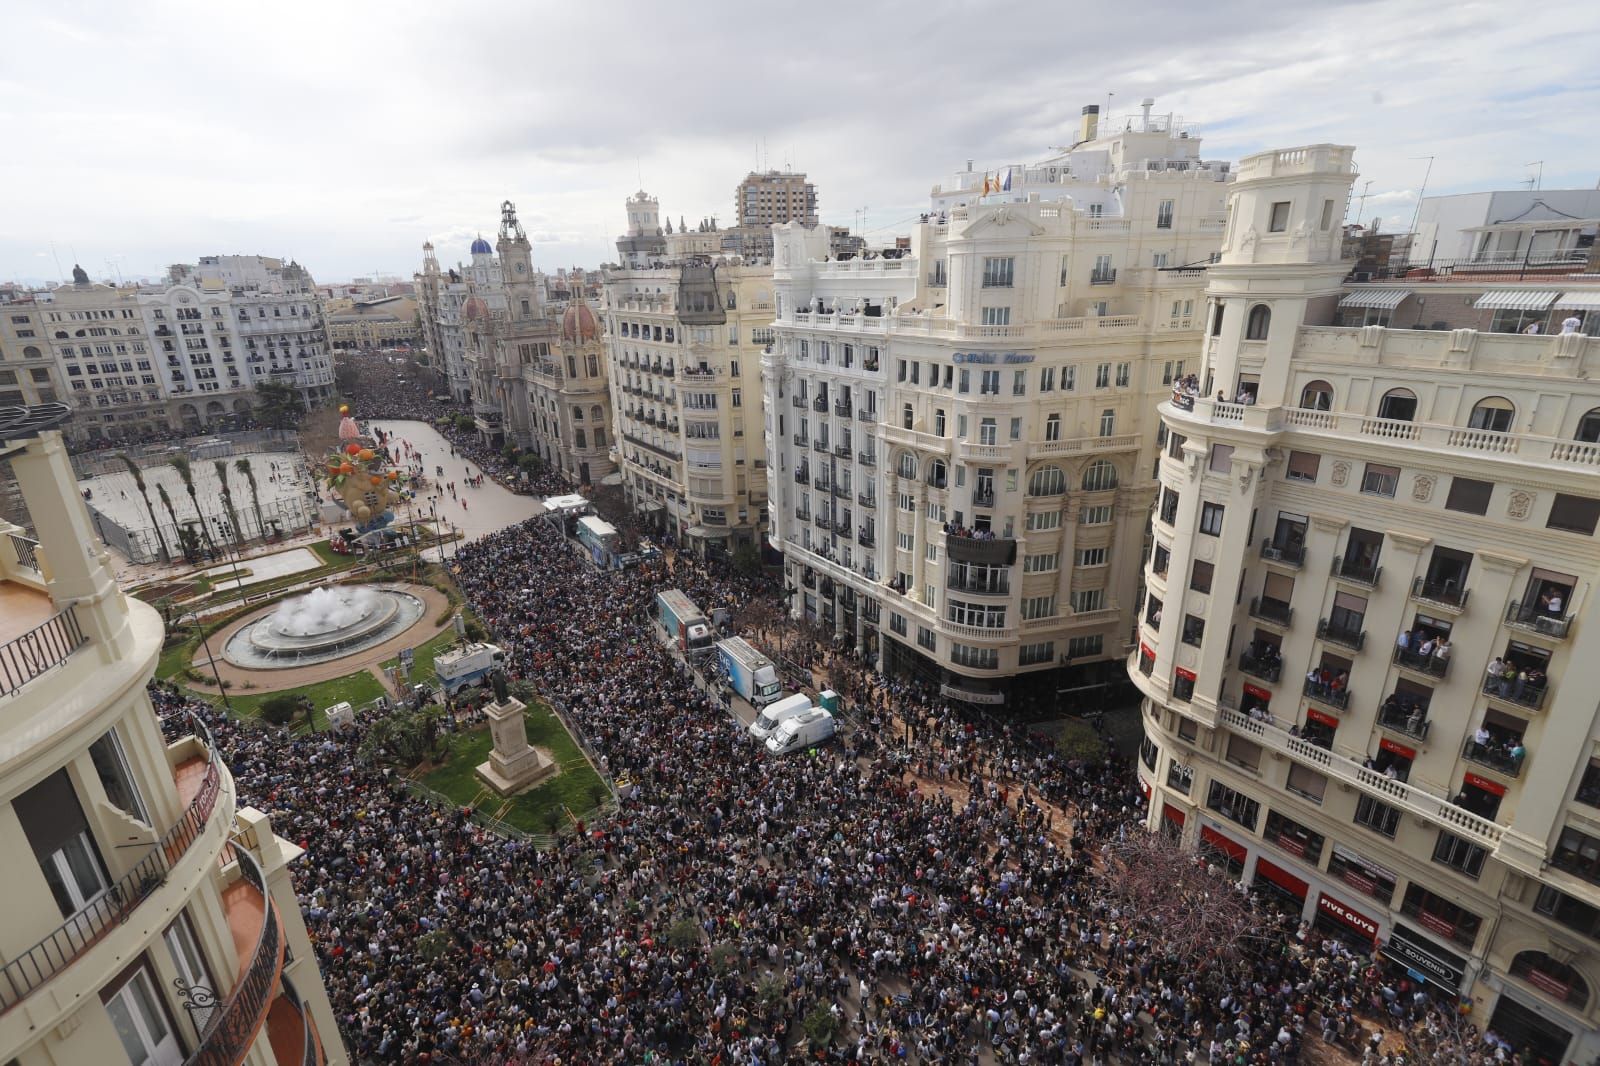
(1483, 657, 1547, 702)
(1303, 665, 1350, 702)
(134, 375, 1522, 1065)
(1169, 374, 1201, 411)
(942, 521, 1000, 541)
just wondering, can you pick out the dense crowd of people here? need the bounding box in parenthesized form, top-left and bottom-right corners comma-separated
(141, 357, 1513, 1063)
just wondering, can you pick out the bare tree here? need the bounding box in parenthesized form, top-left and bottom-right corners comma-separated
(1101, 830, 1258, 968)
(1404, 1001, 1483, 1066)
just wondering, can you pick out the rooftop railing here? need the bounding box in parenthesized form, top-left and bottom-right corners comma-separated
(0, 604, 88, 700)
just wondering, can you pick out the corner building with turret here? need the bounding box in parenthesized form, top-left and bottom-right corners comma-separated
(1133, 144, 1600, 1063)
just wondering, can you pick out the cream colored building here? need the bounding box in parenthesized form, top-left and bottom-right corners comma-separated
(764, 107, 1229, 709)
(0, 292, 65, 408)
(0, 405, 344, 1065)
(1133, 144, 1600, 1064)
(323, 295, 420, 350)
(604, 242, 774, 556)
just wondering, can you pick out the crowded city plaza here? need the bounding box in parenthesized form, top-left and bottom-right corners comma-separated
(141, 355, 1501, 1065)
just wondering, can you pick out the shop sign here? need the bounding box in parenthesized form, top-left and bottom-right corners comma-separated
(1255, 858, 1308, 900)
(1175, 667, 1197, 681)
(1463, 772, 1507, 797)
(1383, 924, 1465, 990)
(1162, 803, 1187, 827)
(1379, 738, 1416, 759)
(952, 351, 1035, 364)
(1243, 682, 1272, 701)
(1525, 968, 1573, 1002)
(1318, 892, 1378, 940)
(1306, 708, 1340, 728)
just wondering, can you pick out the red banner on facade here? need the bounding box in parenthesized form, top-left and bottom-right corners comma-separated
(1306, 708, 1339, 728)
(1243, 683, 1272, 701)
(1463, 772, 1507, 797)
(1256, 858, 1309, 901)
(1201, 825, 1246, 862)
(1317, 892, 1378, 940)
(1378, 738, 1416, 759)
(1162, 803, 1186, 827)
(1174, 667, 1197, 681)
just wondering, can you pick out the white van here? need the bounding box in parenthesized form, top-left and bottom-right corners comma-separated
(748, 693, 811, 741)
(764, 708, 836, 755)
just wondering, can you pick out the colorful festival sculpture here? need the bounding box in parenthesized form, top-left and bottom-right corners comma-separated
(320, 405, 405, 531)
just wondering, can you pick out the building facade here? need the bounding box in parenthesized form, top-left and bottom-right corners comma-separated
(603, 250, 774, 556)
(1133, 144, 1600, 1064)
(0, 405, 345, 1065)
(324, 295, 420, 350)
(413, 242, 473, 403)
(0, 291, 68, 410)
(763, 113, 1229, 708)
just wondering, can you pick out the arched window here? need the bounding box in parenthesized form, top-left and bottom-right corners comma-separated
(1245, 304, 1271, 341)
(22, 345, 40, 359)
(591, 405, 604, 421)
(571, 405, 585, 421)
(1510, 951, 1589, 1009)
(1377, 387, 1418, 422)
(897, 453, 917, 480)
(1082, 459, 1118, 492)
(1577, 408, 1600, 443)
(1028, 465, 1066, 497)
(1468, 396, 1515, 433)
(1299, 380, 1334, 411)
(927, 459, 947, 488)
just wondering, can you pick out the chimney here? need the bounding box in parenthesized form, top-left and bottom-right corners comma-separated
(1079, 104, 1100, 143)
(1140, 97, 1155, 131)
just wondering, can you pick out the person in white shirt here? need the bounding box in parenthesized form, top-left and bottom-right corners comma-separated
(1561, 313, 1582, 335)
(1523, 321, 1542, 335)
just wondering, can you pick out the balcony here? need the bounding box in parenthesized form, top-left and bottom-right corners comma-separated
(858, 529, 875, 548)
(0, 602, 88, 700)
(794, 508, 811, 522)
(1303, 677, 1350, 710)
(1462, 739, 1525, 779)
(834, 443, 852, 459)
(831, 484, 850, 499)
(812, 396, 829, 412)
(791, 395, 806, 409)
(1089, 269, 1118, 285)
(1259, 538, 1305, 567)
(856, 408, 878, 423)
(947, 572, 1010, 596)
(1317, 617, 1366, 651)
(972, 490, 996, 509)
(1412, 576, 1470, 611)
(1377, 702, 1431, 741)
(1028, 432, 1139, 458)
(812, 439, 829, 454)
(1481, 675, 1549, 711)
(792, 434, 808, 447)
(195, 843, 285, 1066)
(1504, 600, 1571, 640)
(857, 451, 876, 468)
(834, 401, 852, 417)
(793, 468, 810, 485)
(812, 475, 829, 490)
(813, 513, 829, 529)
(1392, 645, 1450, 679)
(0, 712, 223, 1012)
(857, 492, 876, 509)
(1332, 554, 1382, 588)
(1237, 651, 1282, 683)
(944, 532, 1017, 566)
(1249, 596, 1292, 627)
(1217, 708, 1504, 850)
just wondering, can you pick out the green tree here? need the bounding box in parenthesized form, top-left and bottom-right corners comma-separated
(116, 454, 170, 562)
(1056, 718, 1106, 762)
(156, 483, 186, 561)
(234, 457, 266, 541)
(803, 1004, 840, 1049)
(732, 541, 761, 576)
(259, 693, 300, 726)
(168, 456, 217, 561)
(213, 460, 243, 552)
(253, 380, 304, 429)
(666, 917, 701, 951)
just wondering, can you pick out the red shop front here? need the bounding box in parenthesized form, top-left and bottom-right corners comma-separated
(1315, 891, 1379, 947)
(1200, 824, 1247, 877)
(1254, 857, 1310, 907)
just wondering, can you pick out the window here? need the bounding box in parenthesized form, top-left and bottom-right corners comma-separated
(950, 643, 999, 670)
(1577, 408, 1600, 443)
(1206, 781, 1261, 830)
(1298, 380, 1333, 410)
(980, 307, 1011, 326)
(1156, 199, 1174, 229)
(1227, 734, 1263, 772)
(1028, 465, 1065, 496)
(90, 730, 148, 823)
(1115, 363, 1130, 387)
(1468, 396, 1515, 432)
(1071, 589, 1104, 613)
(1062, 365, 1076, 391)
(1081, 504, 1112, 525)
(889, 613, 907, 636)
(1245, 304, 1271, 341)
(1286, 764, 1327, 804)
(1098, 409, 1116, 437)
(1443, 477, 1492, 515)
(1432, 830, 1487, 879)
(981, 257, 1015, 288)
(1268, 201, 1291, 232)
(1354, 795, 1400, 838)
(1026, 509, 1061, 531)
(105, 964, 182, 1064)
(164, 913, 217, 1030)
(1021, 595, 1055, 620)
(1158, 488, 1180, 526)
(1377, 388, 1417, 422)
(1019, 641, 1055, 666)
(979, 370, 1000, 396)
(1012, 370, 1027, 397)
(1208, 443, 1234, 473)
(1039, 367, 1055, 392)
(917, 626, 937, 651)
(1181, 613, 1204, 645)
(1082, 459, 1117, 492)
(1547, 493, 1600, 535)
(1077, 546, 1108, 568)
(1199, 502, 1225, 536)
(1360, 463, 1400, 497)
(17, 769, 109, 917)
(1190, 559, 1214, 593)
(897, 454, 917, 480)
(1286, 451, 1320, 482)
(1067, 635, 1103, 658)
(1023, 551, 1059, 574)
(1167, 759, 1193, 794)
(1095, 363, 1110, 388)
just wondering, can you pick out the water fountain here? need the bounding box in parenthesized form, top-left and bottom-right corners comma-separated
(222, 585, 426, 669)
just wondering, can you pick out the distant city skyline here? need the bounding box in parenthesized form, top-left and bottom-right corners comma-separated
(3, 0, 1597, 284)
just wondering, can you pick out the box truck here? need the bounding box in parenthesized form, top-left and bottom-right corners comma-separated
(434, 642, 505, 695)
(716, 637, 782, 706)
(764, 708, 836, 755)
(655, 589, 714, 657)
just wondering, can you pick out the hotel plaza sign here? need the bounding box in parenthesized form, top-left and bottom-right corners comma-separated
(952, 351, 1035, 364)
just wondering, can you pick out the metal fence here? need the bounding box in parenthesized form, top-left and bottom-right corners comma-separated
(87, 493, 317, 565)
(70, 429, 299, 479)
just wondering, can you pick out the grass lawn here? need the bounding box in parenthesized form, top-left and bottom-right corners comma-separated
(380, 627, 458, 679)
(307, 539, 345, 567)
(421, 699, 607, 835)
(183, 668, 389, 733)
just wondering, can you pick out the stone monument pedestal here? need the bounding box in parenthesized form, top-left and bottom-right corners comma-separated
(475, 697, 557, 796)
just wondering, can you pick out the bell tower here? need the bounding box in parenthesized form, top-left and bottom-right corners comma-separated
(497, 200, 541, 320)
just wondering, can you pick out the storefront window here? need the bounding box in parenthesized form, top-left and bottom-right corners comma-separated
(1401, 883, 1481, 949)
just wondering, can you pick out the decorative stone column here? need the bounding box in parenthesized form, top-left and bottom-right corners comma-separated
(476, 691, 557, 796)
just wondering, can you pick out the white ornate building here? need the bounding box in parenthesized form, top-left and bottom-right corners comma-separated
(1134, 144, 1600, 1063)
(762, 108, 1229, 708)
(0, 404, 345, 1065)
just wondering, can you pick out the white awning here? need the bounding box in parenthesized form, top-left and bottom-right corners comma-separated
(1554, 292, 1600, 311)
(1339, 288, 1411, 310)
(1473, 290, 1558, 311)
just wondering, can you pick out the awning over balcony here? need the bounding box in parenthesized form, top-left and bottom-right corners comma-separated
(686, 525, 730, 539)
(1554, 292, 1600, 311)
(1338, 288, 1410, 310)
(1472, 290, 1558, 311)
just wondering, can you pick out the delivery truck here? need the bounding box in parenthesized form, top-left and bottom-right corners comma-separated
(716, 636, 782, 707)
(655, 589, 714, 658)
(748, 693, 812, 741)
(764, 708, 837, 755)
(434, 642, 505, 695)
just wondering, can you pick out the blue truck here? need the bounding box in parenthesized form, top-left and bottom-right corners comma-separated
(655, 589, 714, 659)
(715, 636, 782, 707)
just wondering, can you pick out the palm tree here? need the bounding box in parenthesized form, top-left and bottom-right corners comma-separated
(155, 483, 188, 561)
(234, 457, 266, 542)
(169, 455, 217, 561)
(213, 460, 243, 552)
(116, 453, 170, 562)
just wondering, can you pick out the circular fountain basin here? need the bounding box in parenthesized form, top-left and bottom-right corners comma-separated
(222, 585, 426, 669)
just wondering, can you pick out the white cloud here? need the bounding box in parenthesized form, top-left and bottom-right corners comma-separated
(2, 0, 1597, 281)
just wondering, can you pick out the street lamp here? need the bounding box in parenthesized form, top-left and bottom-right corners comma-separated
(188, 605, 233, 712)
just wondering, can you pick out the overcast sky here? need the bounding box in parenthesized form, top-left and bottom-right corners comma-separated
(4, 0, 1598, 285)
